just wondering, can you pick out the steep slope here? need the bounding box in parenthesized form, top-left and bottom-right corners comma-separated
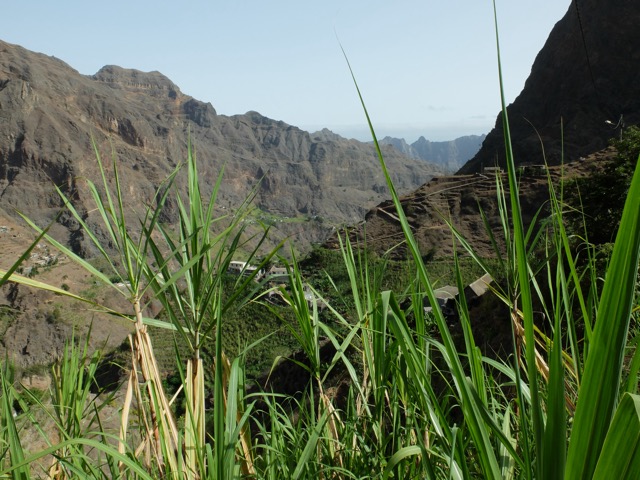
(459, 0, 640, 173)
(0, 39, 439, 370)
(0, 40, 438, 255)
(325, 149, 616, 260)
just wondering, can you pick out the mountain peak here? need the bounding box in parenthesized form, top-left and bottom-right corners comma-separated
(311, 128, 345, 142)
(0, 38, 439, 257)
(92, 65, 181, 98)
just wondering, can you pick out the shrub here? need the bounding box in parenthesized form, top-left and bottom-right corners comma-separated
(569, 125, 640, 243)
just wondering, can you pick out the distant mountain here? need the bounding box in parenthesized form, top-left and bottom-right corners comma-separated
(459, 0, 640, 173)
(0, 40, 439, 255)
(326, 0, 640, 257)
(0, 39, 443, 369)
(379, 135, 485, 172)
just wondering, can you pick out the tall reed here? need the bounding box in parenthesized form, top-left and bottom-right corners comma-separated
(0, 2, 639, 478)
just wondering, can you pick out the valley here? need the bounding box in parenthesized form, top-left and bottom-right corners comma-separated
(1, 0, 640, 475)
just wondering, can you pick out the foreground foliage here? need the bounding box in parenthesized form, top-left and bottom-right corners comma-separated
(1, 6, 640, 480)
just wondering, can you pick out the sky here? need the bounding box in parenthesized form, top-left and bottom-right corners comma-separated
(3, 1, 571, 143)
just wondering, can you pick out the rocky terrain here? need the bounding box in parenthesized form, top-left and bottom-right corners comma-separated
(379, 134, 485, 172)
(325, 147, 617, 260)
(0, 39, 438, 258)
(459, 0, 640, 173)
(0, 39, 443, 371)
(0, 214, 134, 370)
(340, 0, 640, 259)
(2, 0, 639, 382)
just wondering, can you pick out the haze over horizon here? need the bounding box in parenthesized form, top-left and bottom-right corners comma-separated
(3, 1, 570, 143)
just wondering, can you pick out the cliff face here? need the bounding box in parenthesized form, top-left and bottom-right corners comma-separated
(379, 135, 485, 172)
(459, 0, 640, 173)
(0, 40, 438, 253)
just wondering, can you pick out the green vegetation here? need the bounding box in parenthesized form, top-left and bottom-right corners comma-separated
(0, 7, 639, 479)
(0, 306, 17, 338)
(568, 125, 640, 244)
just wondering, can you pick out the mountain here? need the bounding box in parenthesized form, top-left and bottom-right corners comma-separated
(379, 135, 486, 172)
(324, 148, 617, 260)
(0, 39, 439, 256)
(0, 39, 443, 369)
(326, 0, 640, 258)
(458, 0, 640, 173)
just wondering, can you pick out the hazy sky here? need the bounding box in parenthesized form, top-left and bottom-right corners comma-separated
(3, 1, 570, 142)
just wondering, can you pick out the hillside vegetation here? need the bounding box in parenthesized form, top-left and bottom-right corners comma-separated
(1, 2, 640, 477)
(0, 105, 638, 477)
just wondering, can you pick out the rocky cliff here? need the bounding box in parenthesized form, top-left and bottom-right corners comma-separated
(459, 0, 640, 173)
(380, 135, 485, 172)
(0, 40, 438, 254)
(0, 39, 442, 369)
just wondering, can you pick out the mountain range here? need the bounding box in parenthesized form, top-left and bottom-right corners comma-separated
(0, 38, 465, 368)
(334, 0, 640, 259)
(0, 39, 447, 256)
(4, 0, 639, 371)
(379, 135, 486, 172)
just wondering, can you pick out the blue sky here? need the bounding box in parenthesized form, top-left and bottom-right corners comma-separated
(3, 1, 570, 142)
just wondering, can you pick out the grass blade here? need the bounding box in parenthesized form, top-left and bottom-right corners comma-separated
(342, 45, 503, 478)
(592, 393, 640, 479)
(566, 154, 640, 478)
(382, 446, 422, 480)
(0, 364, 29, 480)
(491, 2, 542, 472)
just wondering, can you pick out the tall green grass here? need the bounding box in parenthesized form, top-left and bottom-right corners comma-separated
(0, 3, 639, 478)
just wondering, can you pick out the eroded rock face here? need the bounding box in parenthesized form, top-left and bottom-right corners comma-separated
(0, 39, 442, 369)
(0, 39, 439, 254)
(20, 374, 51, 391)
(459, 0, 640, 173)
(379, 135, 486, 173)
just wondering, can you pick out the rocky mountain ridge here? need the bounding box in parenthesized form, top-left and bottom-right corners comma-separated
(0, 39, 439, 256)
(326, 148, 617, 260)
(379, 134, 485, 172)
(0, 38, 439, 370)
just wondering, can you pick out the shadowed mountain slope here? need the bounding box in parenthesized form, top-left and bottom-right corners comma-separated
(325, 148, 617, 260)
(459, 0, 640, 173)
